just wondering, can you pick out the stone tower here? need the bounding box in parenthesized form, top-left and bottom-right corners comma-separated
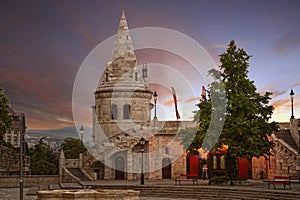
(94, 8, 153, 142)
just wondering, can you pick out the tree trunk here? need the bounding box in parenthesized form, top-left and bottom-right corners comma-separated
(225, 147, 238, 178)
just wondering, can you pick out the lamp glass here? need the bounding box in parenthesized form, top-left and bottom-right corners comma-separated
(290, 89, 295, 98)
(80, 125, 84, 135)
(140, 137, 145, 145)
(153, 91, 158, 101)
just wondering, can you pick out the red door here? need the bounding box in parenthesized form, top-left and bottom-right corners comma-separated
(238, 157, 248, 179)
(189, 156, 199, 177)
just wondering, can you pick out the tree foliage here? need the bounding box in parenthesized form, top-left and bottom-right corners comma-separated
(29, 138, 58, 175)
(180, 41, 277, 178)
(0, 87, 12, 140)
(60, 137, 86, 159)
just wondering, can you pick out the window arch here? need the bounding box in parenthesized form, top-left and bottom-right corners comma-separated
(123, 104, 130, 119)
(112, 104, 118, 120)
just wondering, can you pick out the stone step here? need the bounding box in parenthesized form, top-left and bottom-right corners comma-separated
(93, 185, 300, 200)
(49, 183, 61, 190)
(60, 182, 83, 189)
(67, 168, 90, 181)
(26, 187, 39, 195)
(38, 183, 49, 191)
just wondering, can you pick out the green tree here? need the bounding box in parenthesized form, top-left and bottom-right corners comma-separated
(0, 87, 12, 141)
(181, 41, 277, 178)
(60, 137, 86, 159)
(29, 138, 58, 175)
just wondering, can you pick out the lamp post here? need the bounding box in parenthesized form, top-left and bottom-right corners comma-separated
(20, 113, 25, 200)
(153, 91, 158, 129)
(80, 125, 84, 153)
(140, 137, 146, 185)
(153, 91, 158, 120)
(290, 89, 295, 119)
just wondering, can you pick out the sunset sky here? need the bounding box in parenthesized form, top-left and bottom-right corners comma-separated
(1, 0, 300, 130)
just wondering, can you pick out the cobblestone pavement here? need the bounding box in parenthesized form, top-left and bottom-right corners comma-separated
(0, 188, 36, 200)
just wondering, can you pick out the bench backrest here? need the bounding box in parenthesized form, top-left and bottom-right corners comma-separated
(274, 176, 291, 180)
(180, 173, 197, 177)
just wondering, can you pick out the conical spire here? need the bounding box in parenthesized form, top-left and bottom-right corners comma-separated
(112, 8, 135, 60)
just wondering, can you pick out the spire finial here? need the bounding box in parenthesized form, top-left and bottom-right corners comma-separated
(112, 8, 135, 60)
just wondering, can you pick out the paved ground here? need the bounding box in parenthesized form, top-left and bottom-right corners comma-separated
(0, 188, 36, 200)
(1, 179, 300, 200)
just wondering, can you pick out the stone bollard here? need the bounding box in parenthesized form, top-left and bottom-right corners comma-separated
(37, 189, 140, 200)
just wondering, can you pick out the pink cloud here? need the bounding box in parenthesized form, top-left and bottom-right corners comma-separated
(183, 97, 201, 103)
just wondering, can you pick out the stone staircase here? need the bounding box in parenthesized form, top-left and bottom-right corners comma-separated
(93, 185, 300, 200)
(67, 168, 91, 181)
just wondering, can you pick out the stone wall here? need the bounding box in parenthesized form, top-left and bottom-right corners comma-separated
(0, 175, 59, 188)
(37, 189, 140, 200)
(0, 145, 30, 175)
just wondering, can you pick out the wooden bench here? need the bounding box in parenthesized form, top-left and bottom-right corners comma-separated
(264, 176, 291, 190)
(175, 174, 198, 185)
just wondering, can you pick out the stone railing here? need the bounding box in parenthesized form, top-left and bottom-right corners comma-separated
(64, 159, 79, 168)
(272, 134, 298, 176)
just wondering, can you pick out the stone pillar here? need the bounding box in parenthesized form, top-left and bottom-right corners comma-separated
(296, 153, 300, 176)
(127, 150, 133, 180)
(104, 148, 112, 180)
(59, 150, 65, 183)
(79, 153, 83, 169)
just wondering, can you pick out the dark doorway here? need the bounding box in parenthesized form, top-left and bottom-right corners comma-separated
(92, 161, 104, 180)
(115, 156, 125, 180)
(162, 158, 172, 179)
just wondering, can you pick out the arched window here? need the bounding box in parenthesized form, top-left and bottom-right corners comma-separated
(105, 73, 109, 81)
(165, 147, 169, 155)
(135, 72, 138, 81)
(123, 104, 130, 119)
(220, 156, 225, 169)
(213, 156, 217, 169)
(112, 104, 118, 120)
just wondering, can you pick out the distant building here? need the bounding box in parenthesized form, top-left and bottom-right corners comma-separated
(0, 145, 30, 175)
(0, 104, 30, 175)
(3, 107, 26, 148)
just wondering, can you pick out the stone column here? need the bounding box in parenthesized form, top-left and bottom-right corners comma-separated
(59, 150, 65, 183)
(79, 153, 83, 169)
(127, 150, 133, 180)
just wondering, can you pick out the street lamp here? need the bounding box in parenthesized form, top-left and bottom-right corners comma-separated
(153, 91, 158, 120)
(80, 125, 84, 152)
(290, 89, 295, 119)
(140, 137, 146, 185)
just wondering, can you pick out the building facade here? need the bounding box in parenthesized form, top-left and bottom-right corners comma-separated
(60, 8, 300, 182)
(3, 107, 26, 148)
(59, 9, 196, 182)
